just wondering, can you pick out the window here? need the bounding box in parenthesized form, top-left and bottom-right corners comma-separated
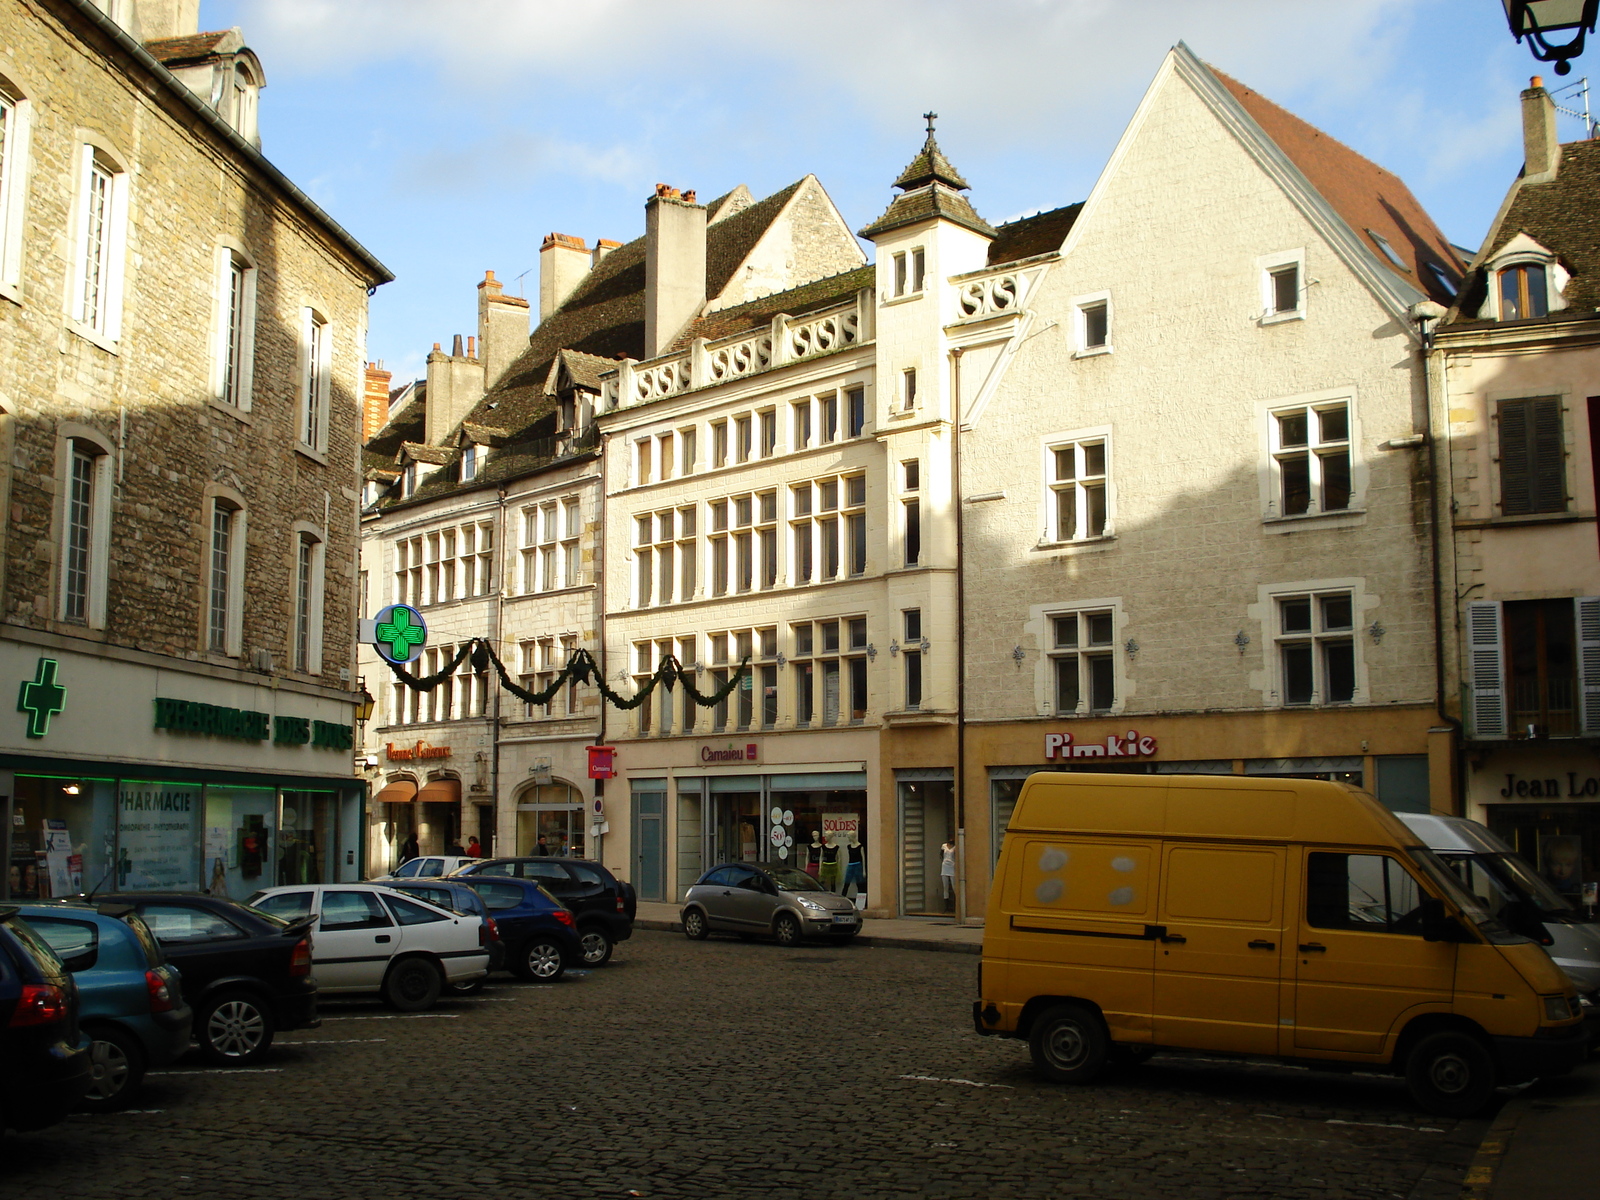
(790, 617, 867, 726)
(1074, 294, 1110, 354)
(0, 81, 31, 294)
(677, 505, 696, 600)
(1366, 229, 1410, 272)
(459, 443, 478, 482)
(215, 249, 256, 407)
(891, 248, 925, 296)
(904, 499, 921, 566)
(659, 432, 675, 479)
(848, 617, 869, 722)
(734, 415, 753, 464)
(820, 393, 838, 444)
(912, 247, 926, 293)
(758, 491, 778, 590)
(401, 462, 417, 498)
(680, 427, 697, 474)
(759, 410, 776, 458)
(299, 308, 331, 453)
(712, 420, 728, 468)
(794, 622, 815, 727)
(636, 439, 652, 486)
(562, 499, 582, 587)
(1277, 591, 1355, 705)
(72, 146, 126, 340)
(61, 441, 106, 625)
(1270, 401, 1351, 517)
(1306, 853, 1424, 932)
(900, 370, 916, 413)
(904, 609, 923, 710)
(1050, 609, 1116, 713)
(846, 474, 866, 575)
(471, 521, 495, 595)
(709, 500, 729, 597)
(1498, 264, 1549, 321)
(678, 635, 698, 732)
(904, 460, 920, 492)
(1507, 599, 1580, 737)
(206, 499, 244, 656)
(320, 890, 392, 931)
(732, 497, 753, 593)
(395, 536, 422, 606)
(793, 401, 812, 450)
(1047, 439, 1108, 542)
(1268, 264, 1300, 316)
(1498, 397, 1565, 514)
(292, 531, 325, 675)
(1258, 249, 1305, 322)
(848, 387, 867, 436)
(231, 66, 259, 142)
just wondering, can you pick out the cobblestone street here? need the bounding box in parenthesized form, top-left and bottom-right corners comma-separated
(4, 932, 1486, 1199)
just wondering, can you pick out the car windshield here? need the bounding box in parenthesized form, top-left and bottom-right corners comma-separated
(1407, 846, 1516, 940)
(1485, 853, 1583, 920)
(764, 866, 828, 892)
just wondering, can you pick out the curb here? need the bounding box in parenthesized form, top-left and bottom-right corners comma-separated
(634, 917, 983, 955)
(1460, 1095, 1524, 1200)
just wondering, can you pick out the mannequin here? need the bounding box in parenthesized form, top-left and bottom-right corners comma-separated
(940, 839, 957, 911)
(842, 831, 866, 901)
(805, 830, 823, 877)
(818, 832, 842, 892)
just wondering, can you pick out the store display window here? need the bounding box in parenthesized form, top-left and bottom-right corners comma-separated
(203, 785, 276, 899)
(1487, 804, 1599, 906)
(117, 779, 202, 891)
(8, 776, 116, 899)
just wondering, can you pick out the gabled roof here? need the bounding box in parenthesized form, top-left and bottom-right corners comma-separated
(1208, 66, 1463, 304)
(988, 204, 1083, 266)
(1449, 138, 1600, 321)
(143, 29, 237, 64)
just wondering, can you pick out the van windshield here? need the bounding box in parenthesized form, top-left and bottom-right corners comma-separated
(1406, 846, 1521, 943)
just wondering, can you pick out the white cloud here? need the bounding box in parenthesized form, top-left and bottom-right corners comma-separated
(392, 130, 645, 196)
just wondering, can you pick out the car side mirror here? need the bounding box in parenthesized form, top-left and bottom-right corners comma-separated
(1418, 897, 1466, 943)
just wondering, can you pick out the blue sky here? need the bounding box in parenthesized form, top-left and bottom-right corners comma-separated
(200, 0, 1596, 383)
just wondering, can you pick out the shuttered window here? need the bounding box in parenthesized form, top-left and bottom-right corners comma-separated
(1467, 601, 1506, 738)
(1498, 397, 1565, 514)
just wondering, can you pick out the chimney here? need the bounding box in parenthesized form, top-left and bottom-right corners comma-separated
(1522, 76, 1561, 181)
(591, 239, 622, 269)
(539, 233, 590, 320)
(478, 270, 529, 392)
(425, 336, 485, 447)
(130, 0, 200, 39)
(644, 185, 706, 359)
(362, 361, 392, 442)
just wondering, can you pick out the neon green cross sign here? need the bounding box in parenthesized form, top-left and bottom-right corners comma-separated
(373, 604, 427, 664)
(18, 657, 66, 739)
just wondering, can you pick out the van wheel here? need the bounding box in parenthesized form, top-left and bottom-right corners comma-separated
(383, 957, 441, 1012)
(1405, 1031, 1496, 1117)
(1029, 1004, 1109, 1084)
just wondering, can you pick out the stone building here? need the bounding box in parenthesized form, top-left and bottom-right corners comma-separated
(0, 0, 389, 900)
(357, 178, 861, 874)
(1432, 77, 1600, 904)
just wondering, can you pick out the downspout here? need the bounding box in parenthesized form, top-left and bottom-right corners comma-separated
(492, 487, 507, 851)
(952, 348, 968, 924)
(593, 433, 609, 866)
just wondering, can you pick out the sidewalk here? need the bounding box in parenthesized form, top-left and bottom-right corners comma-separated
(1463, 1054, 1600, 1199)
(633, 900, 984, 954)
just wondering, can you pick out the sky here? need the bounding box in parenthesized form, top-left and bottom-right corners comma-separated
(200, 0, 1598, 384)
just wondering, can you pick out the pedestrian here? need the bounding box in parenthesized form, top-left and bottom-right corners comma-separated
(398, 832, 419, 866)
(940, 839, 957, 911)
(535, 835, 551, 857)
(446, 838, 465, 856)
(465, 836, 482, 858)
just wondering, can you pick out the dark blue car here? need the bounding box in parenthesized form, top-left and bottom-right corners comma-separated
(452, 876, 580, 982)
(0, 909, 90, 1131)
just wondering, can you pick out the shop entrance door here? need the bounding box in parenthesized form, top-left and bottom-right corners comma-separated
(899, 780, 954, 915)
(633, 791, 665, 902)
(712, 791, 762, 864)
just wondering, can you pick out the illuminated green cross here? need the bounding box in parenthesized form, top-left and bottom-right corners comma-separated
(374, 605, 426, 662)
(17, 658, 66, 739)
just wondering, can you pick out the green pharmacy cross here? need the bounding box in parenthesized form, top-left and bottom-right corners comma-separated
(17, 657, 66, 739)
(366, 604, 428, 666)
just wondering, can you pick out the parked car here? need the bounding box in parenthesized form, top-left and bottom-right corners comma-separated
(97, 893, 318, 1065)
(454, 857, 635, 966)
(1399, 813, 1600, 1017)
(379, 856, 481, 880)
(680, 863, 863, 947)
(0, 908, 90, 1131)
(373, 879, 501, 993)
(18, 902, 191, 1112)
(246, 884, 488, 1011)
(451, 875, 582, 981)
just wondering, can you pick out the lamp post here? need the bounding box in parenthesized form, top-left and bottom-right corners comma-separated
(1504, 0, 1599, 74)
(354, 681, 375, 724)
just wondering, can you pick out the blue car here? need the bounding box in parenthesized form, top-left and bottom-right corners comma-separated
(20, 902, 192, 1112)
(451, 876, 581, 982)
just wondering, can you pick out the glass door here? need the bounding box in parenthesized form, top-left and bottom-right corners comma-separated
(899, 780, 954, 915)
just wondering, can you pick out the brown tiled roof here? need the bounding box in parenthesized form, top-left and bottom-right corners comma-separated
(892, 132, 970, 192)
(988, 204, 1083, 265)
(704, 179, 807, 303)
(400, 442, 454, 466)
(1210, 67, 1464, 304)
(144, 31, 234, 64)
(859, 184, 995, 241)
(1451, 138, 1600, 320)
(362, 386, 425, 475)
(669, 265, 876, 352)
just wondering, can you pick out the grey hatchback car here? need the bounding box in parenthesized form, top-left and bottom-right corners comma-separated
(681, 863, 862, 946)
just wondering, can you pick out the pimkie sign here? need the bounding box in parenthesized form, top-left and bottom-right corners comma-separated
(1044, 729, 1158, 760)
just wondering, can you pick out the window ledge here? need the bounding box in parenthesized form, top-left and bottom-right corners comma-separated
(880, 291, 925, 308)
(0, 279, 22, 307)
(1073, 345, 1112, 359)
(295, 443, 330, 467)
(208, 399, 254, 424)
(1260, 309, 1305, 326)
(1262, 508, 1367, 531)
(1454, 510, 1590, 531)
(1034, 533, 1117, 553)
(66, 320, 119, 355)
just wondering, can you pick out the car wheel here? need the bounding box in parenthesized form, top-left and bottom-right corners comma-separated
(382, 956, 442, 1012)
(446, 976, 485, 996)
(1028, 1003, 1110, 1085)
(516, 939, 566, 982)
(578, 925, 615, 966)
(1405, 1030, 1497, 1117)
(197, 991, 275, 1066)
(682, 908, 709, 941)
(774, 912, 803, 947)
(80, 1025, 146, 1112)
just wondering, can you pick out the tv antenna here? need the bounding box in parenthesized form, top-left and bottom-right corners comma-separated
(1549, 77, 1595, 137)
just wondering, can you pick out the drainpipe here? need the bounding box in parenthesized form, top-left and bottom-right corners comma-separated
(593, 433, 609, 867)
(491, 487, 507, 852)
(952, 348, 968, 925)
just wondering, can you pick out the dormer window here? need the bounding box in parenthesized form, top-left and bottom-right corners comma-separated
(1498, 264, 1549, 320)
(559, 396, 576, 432)
(459, 444, 478, 483)
(402, 463, 417, 498)
(231, 67, 258, 142)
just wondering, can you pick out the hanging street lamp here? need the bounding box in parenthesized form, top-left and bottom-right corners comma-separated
(1504, 0, 1599, 74)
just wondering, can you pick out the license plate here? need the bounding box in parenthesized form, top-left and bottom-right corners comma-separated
(831, 913, 857, 924)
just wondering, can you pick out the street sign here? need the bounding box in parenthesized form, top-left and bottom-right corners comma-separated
(361, 604, 428, 665)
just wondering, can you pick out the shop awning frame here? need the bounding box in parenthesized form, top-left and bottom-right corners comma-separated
(374, 779, 418, 805)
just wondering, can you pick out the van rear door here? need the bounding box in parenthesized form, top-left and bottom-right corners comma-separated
(1152, 843, 1286, 1055)
(1291, 850, 1455, 1055)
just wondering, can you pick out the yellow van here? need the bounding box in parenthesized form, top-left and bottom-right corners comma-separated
(974, 773, 1587, 1115)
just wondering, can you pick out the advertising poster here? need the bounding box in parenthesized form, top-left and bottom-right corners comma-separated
(117, 782, 200, 891)
(43, 819, 73, 898)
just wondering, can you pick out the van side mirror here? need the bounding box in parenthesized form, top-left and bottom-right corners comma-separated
(1418, 897, 1465, 943)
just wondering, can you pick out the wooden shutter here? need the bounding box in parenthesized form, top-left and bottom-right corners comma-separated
(1498, 400, 1532, 513)
(1498, 397, 1566, 514)
(1467, 601, 1507, 738)
(1578, 597, 1600, 735)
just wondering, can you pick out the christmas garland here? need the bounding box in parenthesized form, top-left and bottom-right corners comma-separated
(382, 638, 749, 712)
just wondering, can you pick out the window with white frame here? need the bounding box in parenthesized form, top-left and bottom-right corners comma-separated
(709, 500, 729, 597)
(892, 247, 926, 297)
(60, 438, 110, 626)
(677, 635, 698, 732)
(292, 530, 325, 674)
(819, 393, 839, 444)
(298, 307, 331, 453)
(679, 426, 697, 474)
(215, 248, 256, 407)
(792, 473, 866, 584)
(634, 641, 657, 735)
(1049, 608, 1117, 713)
(759, 410, 777, 458)
(1258, 249, 1304, 322)
(711, 420, 728, 468)
(658, 431, 675, 479)
(72, 145, 127, 341)
(903, 608, 923, 710)
(636, 438, 652, 486)
(788, 617, 868, 727)
(0, 79, 33, 295)
(1269, 399, 1352, 517)
(676, 504, 696, 600)
(733, 495, 753, 592)
(735, 414, 753, 463)
(1073, 293, 1110, 355)
(847, 387, 867, 436)
(793, 400, 812, 450)
(561, 499, 582, 586)
(401, 462, 417, 498)
(394, 535, 422, 606)
(206, 498, 244, 656)
(458, 443, 478, 482)
(635, 509, 677, 607)
(421, 645, 454, 722)
(1275, 591, 1356, 705)
(1046, 437, 1108, 542)
(900, 370, 917, 413)
(757, 490, 778, 590)
(468, 520, 494, 595)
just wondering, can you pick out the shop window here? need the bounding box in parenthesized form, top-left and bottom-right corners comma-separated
(1276, 591, 1355, 706)
(1269, 400, 1351, 517)
(1497, 397, 1566, 515)
(1486, 807, 1597, 902)
(899, 779, 955, 915)
(5, 776, 116, 900)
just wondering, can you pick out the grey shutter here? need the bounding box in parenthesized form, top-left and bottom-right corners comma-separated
(1578, 597, 1600, 735)
(1467, 601, 1507, 738)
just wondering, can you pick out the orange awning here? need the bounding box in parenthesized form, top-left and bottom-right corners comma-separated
(374, 779, 418, 804)
(416, 778, 461, 806)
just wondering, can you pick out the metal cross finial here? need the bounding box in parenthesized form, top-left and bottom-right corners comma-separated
(923, 111, 937, 135)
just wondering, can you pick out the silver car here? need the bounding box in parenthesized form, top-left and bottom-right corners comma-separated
(681, 863, 862, 946)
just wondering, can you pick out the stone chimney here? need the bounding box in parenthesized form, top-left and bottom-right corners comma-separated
(592, 238, 622, 269)
(425, 337, 484, 447)
(1522, 76, 1562, 182)
(362, 361, 392, 442)
(539, 233, 590, 321)
(477, 270, 530, 393)
(644, 185, 706, 359)
(131, 0, 199, 39)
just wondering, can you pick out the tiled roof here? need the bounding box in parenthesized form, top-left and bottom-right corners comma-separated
(892, 132, 970, 192)
(362, 385, 425, 476)
(988, 204, 1083, 265)
(399, 442, 454, 466)
(669, 265, 877, 352)
(1210, 67, 1464, 304)
(1451, 138, 1600, 320)
(859, 184, 995, 241)
(143, 30, 236, 64)
(704, 178, 807, 304)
